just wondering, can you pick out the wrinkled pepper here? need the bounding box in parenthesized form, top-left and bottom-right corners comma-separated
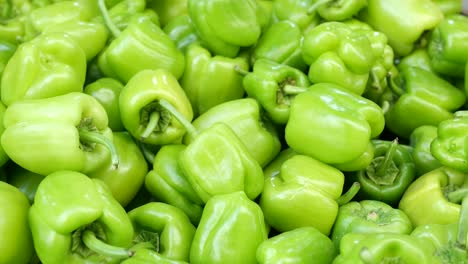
(242, 59, 311, 125)
(428, 14, 468, 78)
(119, 69, 193, 145)
(399, 166, 468, 227)
(180, 43, 248, 117)
(431, 111, 468, 172)
(385, 66, 466, 138)
(256, 227, 336, 264)
(29, 170, 135, 264)
(144, 144, 203, 225)
(331, 200, 413, 250)
(1, 92, 119, 176)
(87, 132, 148, 207)
(1, 32, 87, 106)
(409, 125, 442, 176)
(359, 0, 443, 56)
(350, 139, 416, 205)
(127, 202, 195, 262)
(84, 77, 125, 132)
(285, 83, 385, 171)
(190, 191, 268, 264)
(260, 149, 360, 235)
(0, 181, 34, 264)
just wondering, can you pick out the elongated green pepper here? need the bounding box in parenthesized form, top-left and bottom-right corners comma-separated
(119, 69, 193, 145)
(1, 32, 87, 106)
(1, 92, 119, 176)
(29, 170, 135, 264)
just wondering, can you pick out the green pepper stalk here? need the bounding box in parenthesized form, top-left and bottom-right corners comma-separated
(350, 139, 416, 206)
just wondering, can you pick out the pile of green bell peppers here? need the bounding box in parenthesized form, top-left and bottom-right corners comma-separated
(0, 0, 468, 263)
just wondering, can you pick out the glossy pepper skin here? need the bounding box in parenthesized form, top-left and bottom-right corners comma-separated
(315, 0, 367, 21)
(251, 20, 307, 72)
(145, 144, 203, 225)
(87, 132, 148, 207)
(332, 232, 435, 264)
(98, 16, 184, 83)
(256, 227, 336, 264)
(121, 248, 188, 264)
(180, 43, 248, 117)
(272, 0, 320, 31)
(399, 166, 468, 227)
(331, 200, 413, 250)
(163, 15, 199, 53)
(385, 66, 466, 139)
(127, 202, 196, 262)
(190, 191, 268, 264)
(0, 40, 16, 83)
(260, 149, 351, 235)
(180, 123, 264, 203)
(29, 170, 134, 264)
(119, 69, 193, 145)
(1, 92, 118, 176)
(84, 77, 125, 132)
(285, 83, 385, 171)
(0, 181, 34, 264)
(428, 14, 468, 78)
(431, 111, 468, 172)
(359, 0, 443, 56)
(409, 125, 442, 176)
(188, 0, 264, 57)
(302, 21, 376, 95)
(1, 32, 86, 106)
(350, 139, 416, 205)
(184, 98, 281, 168)
(243, 59, 310, 125)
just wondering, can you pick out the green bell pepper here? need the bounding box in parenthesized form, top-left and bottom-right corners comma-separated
(144, 144, 203, 225)
(409, 125, 442, 176)
(385, 66, 466, 138)
(147, 0, 187, 27)
(97, 4, 184, 83)
(285, 83, 385, 171)
(6, 162, 45, 204)
(359, 0, 443, 56)
(183, 98, 281, 168)
(188, 0, 263, 57)
(256, 226, 336, 264)
(1, 92, 119, 175)
(0, 181, 34, 264)
(251, 20, 307, 72)
(0, 40, 16, 81)
(180, 123, 264, 203)
(163, 14, 199, 53)
(127, 202, 195, 262)
(350, 139, 416, 205)
(313, 0, 367, 21)
(119, 69, 193, 145)
(271, 0, 321, 31)
(242, 59, 311, 125)
(87, 132, 148, 207)
(180, 43, 248, 117)
(190, 191, 268, 264)
(332, 232, 435, 264)
(260, 149, 361, 235)
(428, 14, 468, 78)
(399, 166, 468, 227)
(431, 111, 468, 172)
(84, 77, 125, 132)
(397, 48, 435, 74)
(411, 195, 468, 263)
(29, 170, 135, 264)
(331, 200, 413, 250)
(302, 21, 376, 95)
(0, 32, 87, 106)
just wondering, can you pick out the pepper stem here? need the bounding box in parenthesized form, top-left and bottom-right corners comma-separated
(82, 230, 133, 259)
(307, 0, 332, 14)
(375, 138, 399, 178)
(457, 196, 468, 250)
(336, 182, 361, 206)
(141, 112, 160, 141)
(370, 69, 383, 92)
(448, 188, 468, 204)
(387, 73, 405, 96)
(79, 130, 119, 169)
(98, 0, 121, 38)
(282, 85, 308, 95)
(159, 99, 198, 139)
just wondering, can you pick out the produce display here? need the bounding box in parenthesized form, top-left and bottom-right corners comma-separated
(1, 0, 468, 263)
